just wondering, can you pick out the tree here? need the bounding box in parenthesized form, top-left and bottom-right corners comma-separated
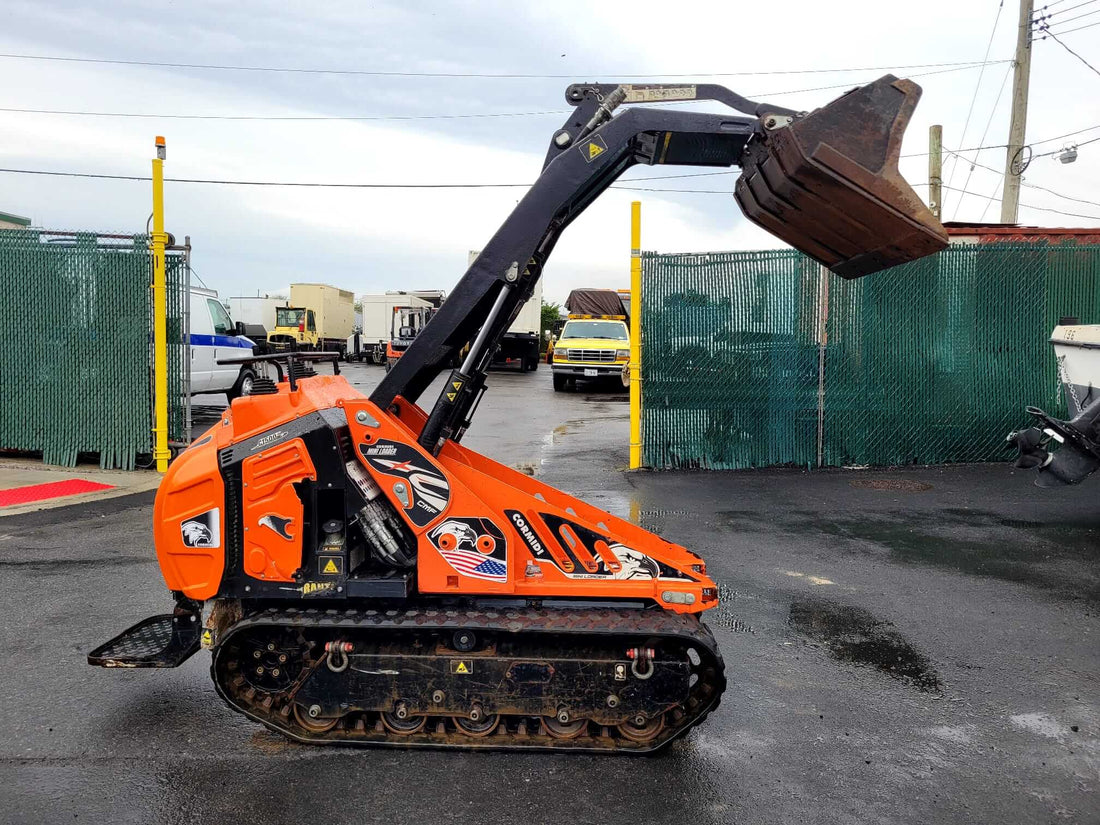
(540, 300, 562, 352)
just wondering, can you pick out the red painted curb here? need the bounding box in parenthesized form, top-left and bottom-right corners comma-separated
(0, 479, 117, 507)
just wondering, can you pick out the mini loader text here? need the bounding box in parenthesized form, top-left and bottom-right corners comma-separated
(89, 77, 947, 752)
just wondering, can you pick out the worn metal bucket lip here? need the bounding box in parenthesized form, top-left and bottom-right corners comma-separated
(734, 75, 948, 278)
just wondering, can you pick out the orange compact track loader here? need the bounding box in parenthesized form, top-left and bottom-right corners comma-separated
(89, 76, 946, 752)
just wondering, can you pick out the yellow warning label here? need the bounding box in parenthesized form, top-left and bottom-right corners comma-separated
(318, 555, 344, 575)
(450, 659, 472, 675)
(323, 560, 338, 574)
(579, 135, 609, 163)
(446, 392, 457, 402)
(452, 381, 463, 391)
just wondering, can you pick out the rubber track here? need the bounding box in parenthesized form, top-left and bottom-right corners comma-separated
(212, 604, 726, 753)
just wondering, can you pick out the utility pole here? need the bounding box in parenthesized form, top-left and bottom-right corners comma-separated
(1001, 0, 1034, 224)
(628, 201, 642, 470)
(151, 136, 170, 474)
(928, 125, 943, 220)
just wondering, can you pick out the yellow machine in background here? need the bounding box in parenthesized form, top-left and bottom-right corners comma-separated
(267, 283, 355, 355)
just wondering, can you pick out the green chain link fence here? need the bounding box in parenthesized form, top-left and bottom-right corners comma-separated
(641, 243, 1100, 470)
(0, 230, 189, 470)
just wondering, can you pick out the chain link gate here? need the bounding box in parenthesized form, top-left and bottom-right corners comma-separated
(0, 229, 189, 470)
(640, 243, 1100, 470)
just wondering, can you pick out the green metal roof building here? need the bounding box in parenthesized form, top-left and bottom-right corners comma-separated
(0, 211, 31, 230)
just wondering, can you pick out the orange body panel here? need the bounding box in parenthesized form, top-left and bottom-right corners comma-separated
(154, 375, 361, 600)
(240, 438, 316, 581)
(154, 429, 225, 600)
(345, 395, 716, 614)
(157, 372, 716, 615)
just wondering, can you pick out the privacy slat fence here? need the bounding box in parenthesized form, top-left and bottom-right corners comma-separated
(641, 243, 1100, 470)
(0, 230, 189, 470)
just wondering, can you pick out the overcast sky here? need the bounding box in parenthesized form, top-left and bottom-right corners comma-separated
(2, 0, 1098, 304)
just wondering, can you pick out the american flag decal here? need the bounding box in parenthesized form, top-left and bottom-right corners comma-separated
(438, 548, 507, 582)
(428, 517, 508, 583)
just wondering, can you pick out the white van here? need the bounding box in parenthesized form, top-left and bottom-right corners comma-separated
(190, 287, 257, 400)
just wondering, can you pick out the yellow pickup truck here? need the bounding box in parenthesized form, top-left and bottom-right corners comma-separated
(550, 314, 630, 391)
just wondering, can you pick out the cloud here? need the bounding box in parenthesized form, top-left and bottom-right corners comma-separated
(1, 0, 1096, 309)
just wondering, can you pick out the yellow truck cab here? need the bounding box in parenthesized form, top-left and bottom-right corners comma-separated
(550, 314, 630, 391)
(269, 306, 315, 351)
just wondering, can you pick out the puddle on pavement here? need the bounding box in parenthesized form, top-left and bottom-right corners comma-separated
(708, 583, 756, 632)
(788, 597, 942, 692)
(808, 514, 1100, 602)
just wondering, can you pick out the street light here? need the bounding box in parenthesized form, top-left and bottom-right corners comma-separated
(1056, 144, 1078, 164)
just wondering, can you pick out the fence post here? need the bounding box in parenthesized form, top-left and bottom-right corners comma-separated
(816, 263, 830, 467)
(629, 201, 643, 469)
(151, 136, 170, 473)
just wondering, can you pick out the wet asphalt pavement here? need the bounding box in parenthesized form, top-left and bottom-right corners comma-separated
(2, 362, 1098, 824)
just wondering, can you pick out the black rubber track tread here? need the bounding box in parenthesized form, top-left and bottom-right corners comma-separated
(212, 603, 726, 753)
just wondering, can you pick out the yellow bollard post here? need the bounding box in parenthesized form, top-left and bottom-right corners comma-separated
(151, 136, 170, 473)
(628, 201, 642, 470)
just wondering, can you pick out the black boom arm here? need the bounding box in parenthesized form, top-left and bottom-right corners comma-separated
(368, 77, 946, 454)
(369, 83, 778, 453)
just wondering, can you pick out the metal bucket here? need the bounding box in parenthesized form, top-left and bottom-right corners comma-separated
(735, 75, 948, 279)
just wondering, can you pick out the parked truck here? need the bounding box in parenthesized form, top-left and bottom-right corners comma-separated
(385, 301, 437, 371)
(267, 283, 355, 356)
(467, 251, 542, 372)
(347, 293, 435, 365)
(228, 295, 288, 352)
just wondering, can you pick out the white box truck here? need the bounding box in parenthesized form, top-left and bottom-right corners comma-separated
(228, 295, 288, 351)
(348, 293, 434, 364)
(268, 283, 355, 355)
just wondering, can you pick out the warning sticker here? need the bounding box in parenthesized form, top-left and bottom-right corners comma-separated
(450, 659, 473, 675)
(452, 381, 463, 391)
(318, 556, 343, 575)
(580, 135, 608, 163)
(446, 392, 457, 402)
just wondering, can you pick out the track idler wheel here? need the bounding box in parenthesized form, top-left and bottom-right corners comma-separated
(617, 713, 666, 743)
(293, 703, 340, 733)
(453, 704, 499, 737)
(381, 702, 427, 735)
(543, 709, 588, 739)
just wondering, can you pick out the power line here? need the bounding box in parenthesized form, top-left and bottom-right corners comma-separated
(0, 166, 731, 190)
(0, 52, 1001, 80)
(1034, 0, 1095, 19)
(1041, 29, 1100, 78)
(1034, 0, 1099, 23)
(943, 1, 1006, 211)
(0, 64, 1006, 124)
(0, 106, 573, 122)
(951, 61, 1014, 220)
(0, 168, 530, 188)
(1045, 18, 1100, 33)
(978, 177, 1006, 222)
(944, 147, 1100, 208)
(899, 122, 1100, 159)
(1033, 134, 1100, 156)
(1047, 4, 1100, 26)
(4, 164, 1100, 218)
(939, 184, 1100, 220)
(1033, 0, 1077, 11)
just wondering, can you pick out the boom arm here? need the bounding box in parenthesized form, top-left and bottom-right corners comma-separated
(369, 77, 946, 454)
